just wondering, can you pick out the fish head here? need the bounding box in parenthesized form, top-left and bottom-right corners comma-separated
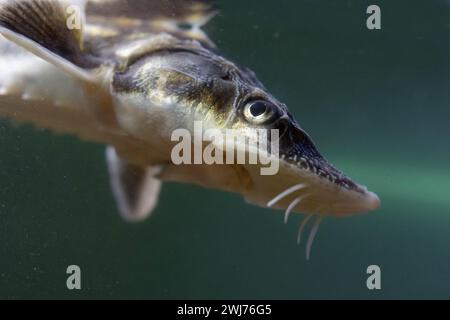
(112, 44, 380, 217)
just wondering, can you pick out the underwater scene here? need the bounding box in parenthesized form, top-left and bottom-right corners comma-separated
(0, 0, 449, 300)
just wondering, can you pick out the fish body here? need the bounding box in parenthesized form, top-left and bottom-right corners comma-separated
(0, 0, 379, 230)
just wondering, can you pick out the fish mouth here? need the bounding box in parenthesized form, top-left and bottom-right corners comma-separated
(242, 125, 380, 217)
(270, 161, 380, 216)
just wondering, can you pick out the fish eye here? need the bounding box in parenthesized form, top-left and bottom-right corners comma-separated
(244, 100, 278, 124)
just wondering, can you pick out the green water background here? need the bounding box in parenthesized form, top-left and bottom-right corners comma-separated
(0, 0, 449, 299)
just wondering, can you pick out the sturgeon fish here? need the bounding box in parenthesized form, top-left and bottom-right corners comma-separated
(0, 0, 379, 257)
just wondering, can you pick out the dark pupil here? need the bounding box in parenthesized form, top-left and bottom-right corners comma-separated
(249, 102, 268, 117)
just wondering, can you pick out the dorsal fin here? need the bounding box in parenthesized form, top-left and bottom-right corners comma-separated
(0, 0, 98, 81)
(84, 0, 218, 50)
(86, 0, 217, 27)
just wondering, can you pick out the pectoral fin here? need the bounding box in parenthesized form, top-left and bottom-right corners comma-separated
(106, 146, 162, 223)
(0, 0, 120, 131)
(0, 0, 100, 82)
